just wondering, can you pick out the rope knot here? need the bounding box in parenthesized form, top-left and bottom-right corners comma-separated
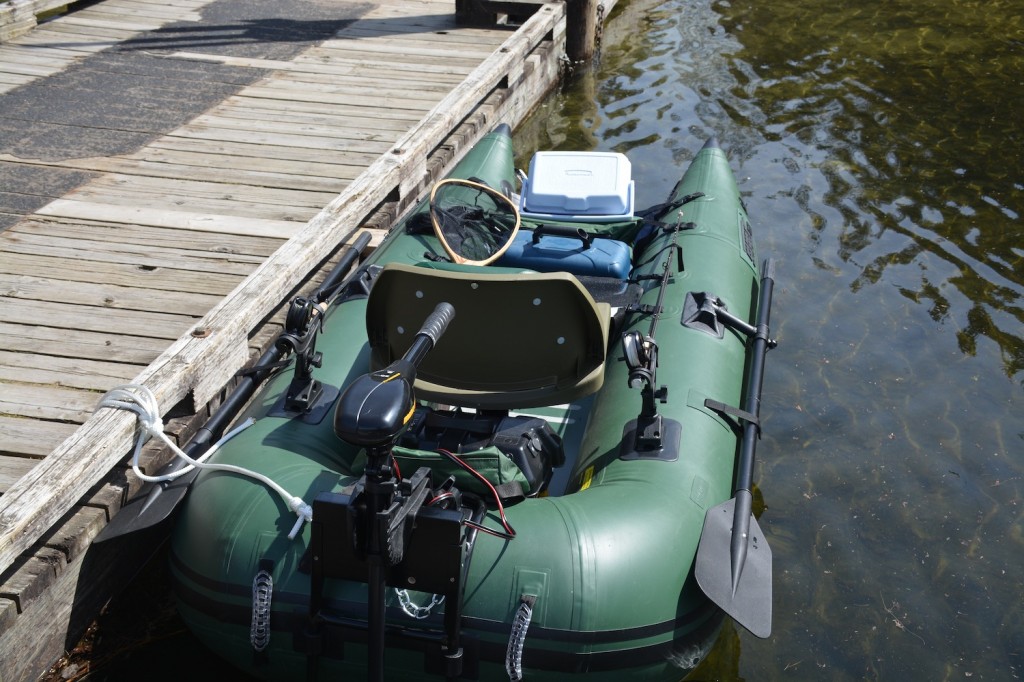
(287, 497, 313, 539)
(139, 413, 164, 437)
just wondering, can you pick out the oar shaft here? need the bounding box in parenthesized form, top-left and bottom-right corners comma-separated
(728, 259, 775, 594)
(314, 231, 372, 304)
(730, 489, 753, 594)
(734, 259, 775, 494)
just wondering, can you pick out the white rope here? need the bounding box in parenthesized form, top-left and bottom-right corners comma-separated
(98, 384, 313, 540)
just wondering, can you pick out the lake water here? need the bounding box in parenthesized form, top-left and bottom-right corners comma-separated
(58, 0, 1023, 679)
(517, 0, 1022, 678)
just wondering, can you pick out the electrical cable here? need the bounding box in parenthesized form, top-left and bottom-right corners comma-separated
(435, 448, 516, 539)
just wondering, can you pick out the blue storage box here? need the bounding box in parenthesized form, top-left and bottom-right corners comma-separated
(496, 230, 632, 280)
(520, 152, 635, 223)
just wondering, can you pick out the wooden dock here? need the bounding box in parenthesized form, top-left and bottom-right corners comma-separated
(0, 0, 566, 677)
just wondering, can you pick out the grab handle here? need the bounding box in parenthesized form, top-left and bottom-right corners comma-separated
(532, 224, 592, 249)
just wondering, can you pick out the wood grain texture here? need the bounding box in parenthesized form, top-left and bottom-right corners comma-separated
(0, 1, 567, 678)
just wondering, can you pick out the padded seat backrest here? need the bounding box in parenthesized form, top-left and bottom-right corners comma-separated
(366, 263, 610, 409)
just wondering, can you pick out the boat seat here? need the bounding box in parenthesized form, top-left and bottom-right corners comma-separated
(366, 262, 610, 409)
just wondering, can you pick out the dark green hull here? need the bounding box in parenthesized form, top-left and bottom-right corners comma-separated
(170, 127, 765, 680)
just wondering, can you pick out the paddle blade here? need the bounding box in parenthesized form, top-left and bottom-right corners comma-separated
(94, 466, 199, 542)
(695, 498, 773, 638)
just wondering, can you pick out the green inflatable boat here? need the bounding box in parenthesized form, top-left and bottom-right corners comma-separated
(165, 124, 776, 681)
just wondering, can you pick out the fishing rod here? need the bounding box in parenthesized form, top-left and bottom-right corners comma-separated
(621, 225, 685, 452)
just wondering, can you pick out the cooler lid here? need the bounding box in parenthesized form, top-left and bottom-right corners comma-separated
(522, 151, 633, 217)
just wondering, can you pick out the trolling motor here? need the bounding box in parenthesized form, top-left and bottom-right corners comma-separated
(308, 302, 471, 682)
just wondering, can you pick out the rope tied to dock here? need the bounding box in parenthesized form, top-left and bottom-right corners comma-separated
(97, 384, 313, 540)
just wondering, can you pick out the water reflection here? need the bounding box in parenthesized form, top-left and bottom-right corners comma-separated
(715, 0, 1024, 379)
(516, 0, 1023, 678)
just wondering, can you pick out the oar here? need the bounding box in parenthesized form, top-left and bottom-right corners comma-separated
(95, 232, 371, 542)
(695, 258, 776, 639)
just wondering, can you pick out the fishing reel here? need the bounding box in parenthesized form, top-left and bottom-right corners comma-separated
(622, 330, 656, 390)
(622, 330, 668, 451)
(276, 296, 326, 413)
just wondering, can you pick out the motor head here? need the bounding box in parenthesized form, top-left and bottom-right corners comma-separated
(334, 302, 455, 448)
(334, 359, 418, 448)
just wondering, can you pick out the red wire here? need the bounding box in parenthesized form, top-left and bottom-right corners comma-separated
(436, 449, 516, 539)
(428, 491, 456, 506)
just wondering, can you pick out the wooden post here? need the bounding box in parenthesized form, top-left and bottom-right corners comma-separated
(565, 0, 598, 63)
(454, 0, 496, 27)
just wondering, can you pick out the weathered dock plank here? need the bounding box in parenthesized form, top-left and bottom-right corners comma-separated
(74, 173, 340, 214)
(0, 382, 99, 423)
(0, 251, 246, 294)
(1, 230, 268, 274)
(9, 217, 284, 257)
(35, 200, 302, 238)
(0, 274, 223, 318)
(0, 453, 42, 489)
(4, 298, 198, 341)
(215, 94, 427, 122)
(74, 4, 203, 22)
(0, 321, 170, 364)
(0, 351, 141, 392)
(15, 20, 132, 44)
(45, 150, 366, 187)
(2, 229, 268, 268)
(52, 14, 175, 33)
